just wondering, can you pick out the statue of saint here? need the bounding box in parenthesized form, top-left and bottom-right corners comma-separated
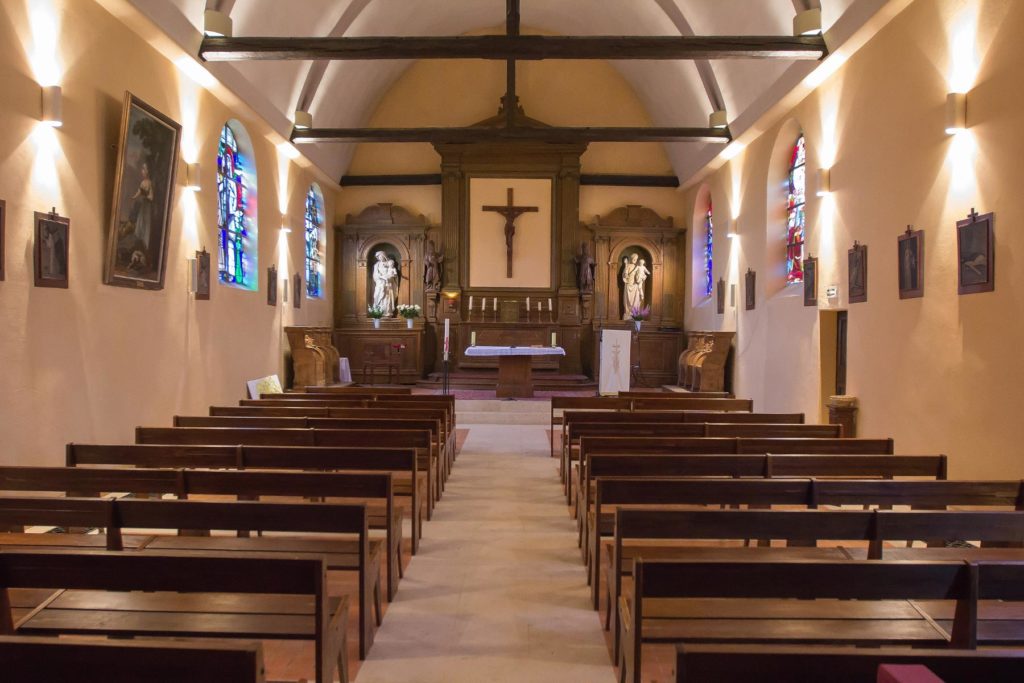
(423, 239, 443, 291)
(372, 251, 398, 317)
(574, 241, 595, 293)
(622, 253, 644, 319)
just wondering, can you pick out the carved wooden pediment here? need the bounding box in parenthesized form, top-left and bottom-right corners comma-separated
(591, 204, 674, 230)
(344, 203, 429, 228)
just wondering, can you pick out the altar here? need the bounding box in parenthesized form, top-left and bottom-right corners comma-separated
(464, 346, 566, 398)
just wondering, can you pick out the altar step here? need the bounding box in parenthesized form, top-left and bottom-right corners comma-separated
(418, 370, 596, 392)
(455, 399, 551, 425)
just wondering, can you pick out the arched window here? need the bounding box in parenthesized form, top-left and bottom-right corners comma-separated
(703, 200, 714, 297)
(785, 134, 806, 284)
(305, 184, 325, 298)
(217, 121, 257, 289)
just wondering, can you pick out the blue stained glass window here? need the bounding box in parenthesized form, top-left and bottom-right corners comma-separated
(305, 186, 324, 298)
(704, 200, 714, 297)
(786, 135, 806, 284)
(217, 123, 256, 289)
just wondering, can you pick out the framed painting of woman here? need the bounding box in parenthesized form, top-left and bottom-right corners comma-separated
(104, 92, 181, 290)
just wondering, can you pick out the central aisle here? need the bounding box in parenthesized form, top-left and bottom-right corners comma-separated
(354, 415, 617, 682)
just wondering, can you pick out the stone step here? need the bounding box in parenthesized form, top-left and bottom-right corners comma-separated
(456, 398, 550, 425)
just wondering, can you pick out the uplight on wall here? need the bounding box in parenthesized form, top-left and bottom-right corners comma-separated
(945, 92, 968, 134)
(203, 10, 233, 37)
(793, 8, 823, 36)
(816, 168, 831, 197)
(294, 110, 313, 130)
(41, 85, 62, 127)
(709, 109, 728, 129)
(727, 220, 740, 240)
(185, 162, 201, 191)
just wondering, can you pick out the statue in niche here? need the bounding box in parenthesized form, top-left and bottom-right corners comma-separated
(372, 251, 398, 317)
(574, 241, 595, 293)
(622, 253, 647, 319)
(423, 239, 443, 292)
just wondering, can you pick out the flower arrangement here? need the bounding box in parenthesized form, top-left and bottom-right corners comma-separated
(629, 305, 651, 321)
(367, 306, 385, 319)
(396, 304, 422, 319)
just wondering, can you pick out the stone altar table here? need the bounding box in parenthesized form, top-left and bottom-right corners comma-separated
(464, 346, 566, 398)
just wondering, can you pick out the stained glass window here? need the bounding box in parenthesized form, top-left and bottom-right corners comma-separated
(217, 123, 256, 289)
(786, 135, 806, 284)
(704, 200, 714, 297)
(305, 185, 324, 298)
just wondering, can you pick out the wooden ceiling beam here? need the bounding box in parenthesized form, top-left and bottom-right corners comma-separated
(201, 35, 827, 62)
(290, 126, 731, 144)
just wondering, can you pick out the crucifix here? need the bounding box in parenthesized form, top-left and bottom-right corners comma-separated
(482, 187, 538, 278)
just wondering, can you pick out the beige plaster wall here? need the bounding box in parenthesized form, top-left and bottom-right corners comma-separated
(682, 0, 1024, 478)
(0, 0, 336, 466)
(468, 178, 553, 289)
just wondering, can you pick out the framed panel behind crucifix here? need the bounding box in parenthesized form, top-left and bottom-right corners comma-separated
(468, 177, 552, 289)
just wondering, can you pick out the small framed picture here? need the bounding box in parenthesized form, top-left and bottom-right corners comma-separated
(716, 277, 725, 314)
(267, 265, 277, 306)
(293, 273, 302, 309)
(803, 256, 817, 307)
(0, 199, 6, 281)
(957, 210, 994, 295)
(195, 249, 210, 301)
(897, 226, 924, 299)
(744, 268, 756, 311)
(34, 210, 70, 288)
(848, 242, 868, 304)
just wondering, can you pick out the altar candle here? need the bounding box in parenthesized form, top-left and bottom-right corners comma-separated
(548, 298, 553, 311)
(471, 331, 477, 346)
(493, 297, 497, 311)
(526, 296, 530, 310)
(551, 332, 557, 347)
(482, 298, 487, 312)
(443, 318, 450, 361)
(537, 302, 541, 312)
(469, 295, 473, 311)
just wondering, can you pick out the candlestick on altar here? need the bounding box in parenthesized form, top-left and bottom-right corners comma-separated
(468, 295, 473, 321)
(493, 297, 498, 322)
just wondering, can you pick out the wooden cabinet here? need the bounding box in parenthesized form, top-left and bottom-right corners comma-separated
(333, 324, 424, 385)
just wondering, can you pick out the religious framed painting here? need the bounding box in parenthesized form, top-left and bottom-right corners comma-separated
(34, 209, 70, 289)
(716, 277, 725, 314)
(267, 265, 277, 306)
(0, 199, 6, 281)
(897, 226, 924, 300)
(848, 242, 868, 304)
(744, 268, 756, 311)
(104, 91, 181, 291)
(194, 248, 210, 300)
(293, 273, 302, 309)
(803, 256, 817, 307)
(957, 209, 994, 295)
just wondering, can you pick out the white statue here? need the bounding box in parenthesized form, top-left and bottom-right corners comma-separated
(622, 253, 645, 319)
(372, 251, 398, 317)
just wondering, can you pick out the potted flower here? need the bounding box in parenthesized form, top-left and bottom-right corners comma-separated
(367, 305, 385, 329)
(629, 305, 651, 332)
(396, 304, 422, 329)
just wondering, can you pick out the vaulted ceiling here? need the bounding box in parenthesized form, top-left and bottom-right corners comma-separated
(132, 0, 883, 184)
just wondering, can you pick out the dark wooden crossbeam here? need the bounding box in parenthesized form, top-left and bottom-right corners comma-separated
(201, 35, 827, 62)
(338, 173, 681, 187)
(292, 126, 730, 144)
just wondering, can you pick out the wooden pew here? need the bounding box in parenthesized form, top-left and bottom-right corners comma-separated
(675, 644, 1024, 683)
(0, 495, 379, 661)
(0, 464, 404, 602)
(620, 559, 976, 683)
(0, 636, 267, 683)
(618, 390, 734, 399)
(65, 443, 426, 555)
(297, 386, 412, 395)
(0, 549, 349, 683)
(134, 426, 439, 514)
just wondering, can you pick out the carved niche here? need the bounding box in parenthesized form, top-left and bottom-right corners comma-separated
(588, 205, 684, 328)
(334, 203, 434, 326)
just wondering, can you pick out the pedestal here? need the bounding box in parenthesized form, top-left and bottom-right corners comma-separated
(827, 394, 859, 438)
(497, 355, 533, 398)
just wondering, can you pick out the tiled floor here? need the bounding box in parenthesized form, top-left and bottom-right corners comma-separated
(354, 422, 617, 682)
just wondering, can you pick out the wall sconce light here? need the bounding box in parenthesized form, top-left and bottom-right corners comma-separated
(945, 92, 967, 134)
(727, 220, 740, 240)
(708, 109, 728, 129)
(281, 224, 292, 234)
(185, 162, 201, 191)
(277, 141, 301, 160)
(203, 10, 233, 37)
(816, 167, 831, 197)
(793, 8, 823, 36)
(41, 85, 63, 128)
(294, 110, 313, 130)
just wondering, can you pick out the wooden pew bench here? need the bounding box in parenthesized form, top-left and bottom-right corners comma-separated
(0, 549, 349, 683)
(675, 644, 1024, 683)
(0, 464, 404, 602)
(0, 635, 267, 683)
(0, 495, 379, 661)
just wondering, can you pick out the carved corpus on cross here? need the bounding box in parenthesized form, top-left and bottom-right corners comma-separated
(482, 187, 538, 278)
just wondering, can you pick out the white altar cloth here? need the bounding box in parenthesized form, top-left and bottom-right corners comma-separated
(464, 346, 566, 357)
